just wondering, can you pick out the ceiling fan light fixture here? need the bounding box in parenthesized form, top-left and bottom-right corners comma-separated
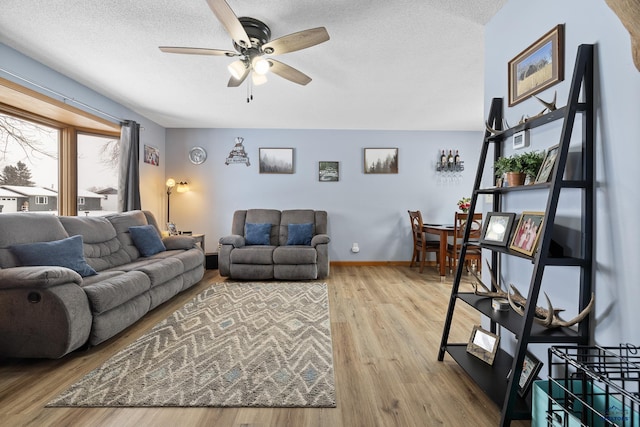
(228, 60, 247, 79)
(253, 57, 270, 75)
(252, 72, 268, 86)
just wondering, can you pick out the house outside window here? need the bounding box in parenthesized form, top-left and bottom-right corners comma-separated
(35, 196, 48, 205)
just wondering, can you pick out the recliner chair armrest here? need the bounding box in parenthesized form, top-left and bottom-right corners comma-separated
(311, 234, 330, 247)
(219, 234, 245, 248)
(0, 266, 82, 289)
(163, 235, 196, 250)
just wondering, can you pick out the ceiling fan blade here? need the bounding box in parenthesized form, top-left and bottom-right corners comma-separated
(268, 59, 312, 85)
(227, 66, 250, 87)
(159, 46, 238, 57)
(262, 27, 329, 55)
(206, 0, 251, 49)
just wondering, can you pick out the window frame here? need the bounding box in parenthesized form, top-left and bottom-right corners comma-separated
(0, 76, 121, 216)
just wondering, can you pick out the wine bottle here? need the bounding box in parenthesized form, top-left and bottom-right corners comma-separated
(440, 150, 446, 166)
(454, 150, 460, 165)
(447, 150, 454, 164)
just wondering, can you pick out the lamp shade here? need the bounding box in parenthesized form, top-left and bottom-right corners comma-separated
(228, 60, 247, 80)
(252, 57, 270, 75)
(176, 181, 189, 193)
(252, 72, 268, 86)
(166, 178, 176, 188)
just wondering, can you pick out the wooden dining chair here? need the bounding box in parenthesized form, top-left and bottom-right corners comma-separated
(408, 210, 440, 273)
(447, 212, 482, 274)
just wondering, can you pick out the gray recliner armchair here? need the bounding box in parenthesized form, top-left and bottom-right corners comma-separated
(218, 209, 330, 280)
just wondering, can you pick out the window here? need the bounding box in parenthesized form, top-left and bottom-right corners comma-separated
(0, 77, 121, 215)
(77, 133, 119, 216)
(35, 196, 48, 205)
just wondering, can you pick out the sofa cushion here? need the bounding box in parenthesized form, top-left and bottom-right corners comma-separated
(286, 223, 313, 245)
(105, 210, 150, 261)
(231, 246, 275, 265)
(82, 271, 151, 314)
(59, 215, 131, 271)
(0, 213, 69, 268)
(273, 246, 318, 264)
(129, 225, 166, 256)
(245, 223, 272, 245)
(10, 235, 97, 277)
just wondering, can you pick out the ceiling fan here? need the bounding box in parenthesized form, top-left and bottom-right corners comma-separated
(159, 0, 330, 92)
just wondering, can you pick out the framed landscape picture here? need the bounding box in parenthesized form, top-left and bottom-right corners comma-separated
(144, 144, 159, 166)
(319, 161, 339, 182)
(259, 148, 294, 174)
(508, 24, 564, 106)
(480, 212, 516, 246)
(364, 148, 398, 174)
(518, 351, 543, 397)
(509, 211, 545, 256)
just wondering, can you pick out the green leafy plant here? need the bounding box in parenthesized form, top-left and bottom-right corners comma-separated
(494, 151, 544, 179)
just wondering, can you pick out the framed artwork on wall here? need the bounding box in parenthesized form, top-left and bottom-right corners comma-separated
(364, 148, 398, 174)
(144, 144, 159, 166)
(319, 161, 339, 182)
(259, 148, 294, 174)
(508, 24, 564, 106)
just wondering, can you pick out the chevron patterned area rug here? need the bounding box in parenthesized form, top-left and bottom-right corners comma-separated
(47, 282, 335, 408)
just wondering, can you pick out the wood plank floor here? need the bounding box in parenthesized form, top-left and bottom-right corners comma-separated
(0, 266, 531, 427)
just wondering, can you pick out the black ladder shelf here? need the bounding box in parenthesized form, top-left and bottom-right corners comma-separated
(437, 44, 594, 427)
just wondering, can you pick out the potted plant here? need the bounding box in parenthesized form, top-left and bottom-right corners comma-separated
(493, 151, 544, 186)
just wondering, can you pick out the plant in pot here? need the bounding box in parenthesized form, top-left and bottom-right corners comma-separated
(494, 151, 545, 186)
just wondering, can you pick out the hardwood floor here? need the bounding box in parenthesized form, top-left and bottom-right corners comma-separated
(0, 266, 531, 427)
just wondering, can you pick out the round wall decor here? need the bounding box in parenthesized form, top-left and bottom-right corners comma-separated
(188, 146, 207, 165)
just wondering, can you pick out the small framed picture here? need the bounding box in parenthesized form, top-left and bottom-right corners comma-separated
(259, 148, 294, 174)
(509, 211, 545, 256)
(480, 212, 516, 246)
(167, 222, 178, 236)
(466, 325, 500, 365)
(518, 351, 543, 397)
(319, 161, 339, 182)
(364, 148, 398, 174)
(144, 144, 160, 166)
(535, 144, 560, 184)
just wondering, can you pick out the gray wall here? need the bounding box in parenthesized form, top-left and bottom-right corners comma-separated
(165, 128, 481, 261)
(485, 0, 640, 351)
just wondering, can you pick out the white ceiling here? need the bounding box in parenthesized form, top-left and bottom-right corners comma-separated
(0, 0, 507, 131)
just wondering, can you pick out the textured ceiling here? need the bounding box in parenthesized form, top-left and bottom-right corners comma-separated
(0, 0, 507, 130)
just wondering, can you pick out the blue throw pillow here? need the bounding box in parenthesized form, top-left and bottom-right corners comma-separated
(11, 235, 97, 277)
(286, 223, 313, 246)
(129, 225, 167, 257)
(245, 223, 271, 245)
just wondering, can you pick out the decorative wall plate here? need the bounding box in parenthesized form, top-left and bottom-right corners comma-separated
(188, 146, 207, 165)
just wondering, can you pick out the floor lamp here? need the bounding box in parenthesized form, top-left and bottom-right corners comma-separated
(166, 178, 189, 224)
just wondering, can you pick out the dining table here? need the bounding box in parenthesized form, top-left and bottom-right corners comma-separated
(422, 223, 455, 281)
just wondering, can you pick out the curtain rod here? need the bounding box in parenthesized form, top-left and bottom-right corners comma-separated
(0, 67, 125, 124)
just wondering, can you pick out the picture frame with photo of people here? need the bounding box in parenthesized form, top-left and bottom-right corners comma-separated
(509, 211, 545, 256)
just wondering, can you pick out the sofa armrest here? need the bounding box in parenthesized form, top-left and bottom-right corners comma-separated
(163, 235, 196, 250)
(311, 234, 330, 247)
(219, 234, 245, 248)
(0, 266, 82, 289)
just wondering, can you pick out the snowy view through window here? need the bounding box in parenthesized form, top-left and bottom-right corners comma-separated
(0, 112, 118, 216)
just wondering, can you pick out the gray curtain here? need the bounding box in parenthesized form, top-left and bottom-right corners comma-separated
(117, 120, 141, 212)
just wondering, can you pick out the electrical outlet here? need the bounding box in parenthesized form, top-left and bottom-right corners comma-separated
(351, 243, 360, 253)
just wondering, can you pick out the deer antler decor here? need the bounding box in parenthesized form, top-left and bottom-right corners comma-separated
(468, 261, 594, 329)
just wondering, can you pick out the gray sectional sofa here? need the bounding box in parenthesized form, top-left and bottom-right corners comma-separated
(0, 210, 204, 359)
(219, 209, 330, 280)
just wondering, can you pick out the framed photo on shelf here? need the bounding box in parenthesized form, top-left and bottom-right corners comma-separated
(466, 325, 500, 365)
(364, 148, 398, 174)
(535, 144, 560, 184)
(480, 212, 516, 246)
(259, 148, 294, 174)
(167, 222, 178, 236)
(518, 351, 543, 397)
(508, 24, 564, 106)
(509, 211, 545, 256)
(319, 161, 339, 182)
